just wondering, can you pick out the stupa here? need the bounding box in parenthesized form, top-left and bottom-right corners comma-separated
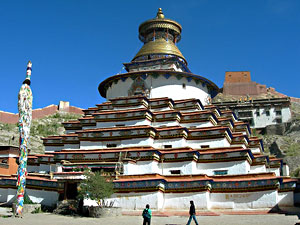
(0, 8, 296, 210)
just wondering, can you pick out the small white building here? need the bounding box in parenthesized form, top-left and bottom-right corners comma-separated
(213, 98, 292, 129)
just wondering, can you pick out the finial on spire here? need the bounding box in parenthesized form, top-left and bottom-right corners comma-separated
(156, 8, 165, 19)
(25, 60, 32, 81)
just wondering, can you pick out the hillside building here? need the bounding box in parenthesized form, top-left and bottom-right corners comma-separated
(213, 97, 292, 129)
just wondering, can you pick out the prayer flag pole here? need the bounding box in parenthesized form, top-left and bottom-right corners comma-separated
(15, 61, 33, 216)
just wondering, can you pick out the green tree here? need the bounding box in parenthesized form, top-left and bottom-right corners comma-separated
(78, 171, 114, 207)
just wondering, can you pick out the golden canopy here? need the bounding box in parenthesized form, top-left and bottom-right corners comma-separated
(132, 8, 186, 63)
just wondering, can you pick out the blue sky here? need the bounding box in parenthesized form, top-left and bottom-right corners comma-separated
(1, 0, 299, 113)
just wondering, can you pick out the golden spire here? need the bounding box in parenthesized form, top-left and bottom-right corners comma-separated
(133, 8, 186, 64)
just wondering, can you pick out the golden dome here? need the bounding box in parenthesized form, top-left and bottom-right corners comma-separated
(133, 38, 186, 62)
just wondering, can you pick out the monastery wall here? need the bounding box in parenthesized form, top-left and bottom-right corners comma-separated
(0, 188, 16, 204)
(223, 82, 264, 96)
(101, 189, 294, 210)
(0, 101, 83, 124)
(221, 71, 290, 97)
(87, 191, 163, 210)
(291, 97, 300, 103)
(210, 190, 277, 209)
(26, 188, 59, 207)
(0, 187, 59, 207)
(278, 192, 294, 206)
(164, 192, 209, 210)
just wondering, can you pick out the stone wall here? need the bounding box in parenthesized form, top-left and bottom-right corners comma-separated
(222, 71, 288, 97)
(0, 101, 83, 124)
(291, 97, 300, 103)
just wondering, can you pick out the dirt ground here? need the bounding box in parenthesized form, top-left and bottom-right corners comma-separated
(0, 213, 299, 225)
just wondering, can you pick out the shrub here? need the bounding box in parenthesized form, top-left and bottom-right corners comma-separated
(78, 171, 114, 207)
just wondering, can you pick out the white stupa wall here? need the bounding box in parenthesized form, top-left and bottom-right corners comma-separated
(105, 76, 212, 105)
(80, 138, 154, 149)
(96, 119, 151, 128)
(159, 161, 197, 175)
(187, 138, 231, 148)
(181, 121, 214, 128)
(153, 138, 186, 148)
(267, 168, 281, 176)
(197, 160, 250, 176)
(249, 165, 267, 173)
(122, 159, 254, 176)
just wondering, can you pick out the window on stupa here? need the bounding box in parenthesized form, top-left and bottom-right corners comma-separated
(276, 118, 282, 123)
(201, 145, 209, 148)
(170, 170, 181, 175)
(116, 124, 125, 127)
(275, 110, 282, 116)
(213, 170, 228, 175)
(266, 110, 270, 116)
(164, 145, 172, 148)
(182, 83, 186, 89)
(256, 111, 260, 116)
(107, 143, 117, 148)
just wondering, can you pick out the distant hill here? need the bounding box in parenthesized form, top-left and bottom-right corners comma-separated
(0, 112, 82, 154)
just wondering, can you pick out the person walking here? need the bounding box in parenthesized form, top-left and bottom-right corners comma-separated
(186, 200, 199, 225)
(142, 204, 152, 225)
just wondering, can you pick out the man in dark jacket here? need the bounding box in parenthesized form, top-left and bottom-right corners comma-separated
(186, 201, 199, 225)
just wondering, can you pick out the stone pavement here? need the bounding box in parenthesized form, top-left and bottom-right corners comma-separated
(0, 213, 299, 225)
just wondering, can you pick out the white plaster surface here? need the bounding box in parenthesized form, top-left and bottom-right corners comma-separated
(210, 190, 278, 209)
(27, 189, 59, 206)
(278, 192, 294, 206)
(197, 160, 249, 175)
(164, 192, 209, 209)
(105, 75, 212, 105)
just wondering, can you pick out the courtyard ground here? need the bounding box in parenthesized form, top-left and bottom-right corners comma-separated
(0, 212, 299, 225)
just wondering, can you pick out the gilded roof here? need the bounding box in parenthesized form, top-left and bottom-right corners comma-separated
(133, 38, 185, 61)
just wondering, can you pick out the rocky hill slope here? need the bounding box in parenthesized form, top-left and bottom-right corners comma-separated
(0, 112, 82, 154)
(260, 102, 300, 177)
